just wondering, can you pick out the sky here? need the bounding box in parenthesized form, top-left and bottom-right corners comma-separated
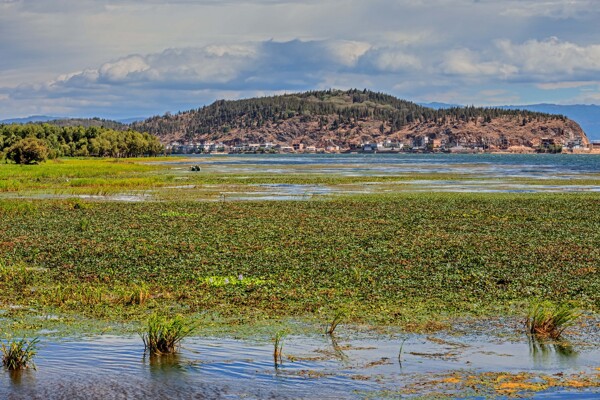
(1, 0, 600, 120)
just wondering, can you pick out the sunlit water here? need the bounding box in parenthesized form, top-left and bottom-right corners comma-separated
(1, 332, 599, 399)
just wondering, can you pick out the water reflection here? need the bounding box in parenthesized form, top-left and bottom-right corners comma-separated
(528, 335, 578, 367)
(328, 336, 349, 363)
(1, 332, 598, 399)
(144, 352, 185, 373)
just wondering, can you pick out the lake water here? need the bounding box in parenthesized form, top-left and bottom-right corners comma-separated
(1, 329, 599, 399)
(168, 153, 600, 200)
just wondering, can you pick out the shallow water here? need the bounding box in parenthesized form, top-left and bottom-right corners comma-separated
(175, 154, 600, 198)
(4, 154, 600, 202)
(2, 332, 598, 399)
(171, 153, 600, 178)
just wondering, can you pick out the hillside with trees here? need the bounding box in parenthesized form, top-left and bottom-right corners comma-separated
(0, 124, 163, 160)
(133, 89, 589, 151)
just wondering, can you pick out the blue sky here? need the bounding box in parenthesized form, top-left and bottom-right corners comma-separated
(1, 0, 600, 119)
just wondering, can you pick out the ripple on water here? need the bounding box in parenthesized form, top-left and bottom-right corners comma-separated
(1, 332, 599, 399)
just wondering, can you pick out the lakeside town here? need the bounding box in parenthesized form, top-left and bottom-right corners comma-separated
(167, 136, 600, 155)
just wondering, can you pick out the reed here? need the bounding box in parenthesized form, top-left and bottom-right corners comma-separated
(326, 310, 346, 336)
(526, 302, 580, 339)
(141, 315, 195, 355)
(1, 338, 39, 370)
(273, 330, 286, 365)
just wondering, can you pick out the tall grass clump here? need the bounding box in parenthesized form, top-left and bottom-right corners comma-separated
(526, 302, 580, 339)
(273, 330, 286, 366)
(1, 338, 39, 370)
(141, 315, 195, 355)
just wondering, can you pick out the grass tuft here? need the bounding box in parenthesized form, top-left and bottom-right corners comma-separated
(326, 310, 346, 336)
(141, 314, 195, 355)
(273, 330, 287, 366)
(1, 338, 39, 370)
(123, 284, 151, 306)
(526, 302, 580, 339)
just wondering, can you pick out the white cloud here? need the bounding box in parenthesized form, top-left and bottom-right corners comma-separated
(441, 48, 518, 78)
(325, 41, 371, 67)
(98, 55, 151, 82)
(497, 38, 600, 76)
(370, 50, 422, 72)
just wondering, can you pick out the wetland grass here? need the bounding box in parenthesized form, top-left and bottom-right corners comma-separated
(398, 338, 406, 367)
(526, 302, 580, 340)
(0, 192, 599, 328)
(141, 315, 195, 355)
(1, 338, 39, 370)
(326, 311, 346, 336)
(273, 330, 286, 366)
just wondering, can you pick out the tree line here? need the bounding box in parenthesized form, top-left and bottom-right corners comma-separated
(0, 124, 163, 163)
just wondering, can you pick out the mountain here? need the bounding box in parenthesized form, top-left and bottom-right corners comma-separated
(418, 102, 462, 109)
(133, 89, 589, 151)
(1, 116, 126, 130)
(0, 115, 59, 124)
(118, 117, 148, 124)
(1, 115, 145, 128)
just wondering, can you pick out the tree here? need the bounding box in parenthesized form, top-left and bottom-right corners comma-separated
(6, 137, 49, 164)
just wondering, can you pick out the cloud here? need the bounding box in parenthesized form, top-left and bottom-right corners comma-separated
(366, 48, 422, 72)
(498, 0, 597, 19)
(536, 81, 600, 90)
(497, 38, 600, 77)
(33, 40, 421, 93)
(441, 48, 518, 78)
(2, 0, 600, 118)
(439, 38, 600, 84)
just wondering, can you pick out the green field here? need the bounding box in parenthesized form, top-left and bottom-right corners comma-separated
(1, 173, 598, 334)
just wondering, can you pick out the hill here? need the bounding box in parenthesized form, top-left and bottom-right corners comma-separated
(420, 102, 600, 141)
(500, 104, 600, 141)
(133, 89, 589, 152)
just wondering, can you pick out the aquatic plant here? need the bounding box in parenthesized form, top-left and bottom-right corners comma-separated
(141, 315, 195, 355)
(1, 338, 39, 370)
(326, 310, 346, 336)
(273, 330, 286, 365)
(123, 284, 150, 306)
(0, 190, 599, 326)
(398, 338, 406, 367)
(526, 302, 580, 339)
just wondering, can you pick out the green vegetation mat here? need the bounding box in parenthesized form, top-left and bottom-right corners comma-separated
(1, 193, 598, 332)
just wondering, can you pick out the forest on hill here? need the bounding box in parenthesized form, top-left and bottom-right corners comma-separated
(133, 89, 569, 143)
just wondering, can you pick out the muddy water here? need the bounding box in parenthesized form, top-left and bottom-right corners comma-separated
(1, 333, 598, 399)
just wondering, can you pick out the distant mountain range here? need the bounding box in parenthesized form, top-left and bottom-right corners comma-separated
(420, 103, 600, 140)
(0, 115, 59, 124)
(0, 115, 146, 125)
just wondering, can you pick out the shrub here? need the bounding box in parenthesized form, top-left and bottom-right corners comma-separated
(141, 315, 195, 355)
(6, 137, 49, 165)
(1, 338, 39, 370)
